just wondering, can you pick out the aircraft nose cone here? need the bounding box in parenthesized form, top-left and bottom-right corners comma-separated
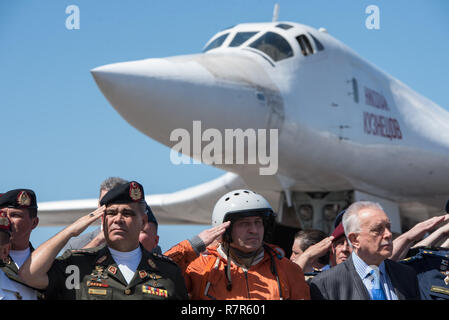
(91, 54, 282, 153)
(91, 58, 217, 142)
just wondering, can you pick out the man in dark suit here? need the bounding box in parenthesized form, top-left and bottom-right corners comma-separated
(310, 201, 420, 300)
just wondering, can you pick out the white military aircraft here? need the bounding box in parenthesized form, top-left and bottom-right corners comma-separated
(38, 14, 449, 240)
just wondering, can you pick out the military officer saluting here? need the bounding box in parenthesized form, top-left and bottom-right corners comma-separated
(0, 189, 40, 299)
(18, 181, 188, 300)
(1, 210, 37, 299)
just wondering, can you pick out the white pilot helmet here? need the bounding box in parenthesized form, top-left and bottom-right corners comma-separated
(211, 189, 274, 227)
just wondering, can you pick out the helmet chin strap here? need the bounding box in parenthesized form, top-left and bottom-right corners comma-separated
(221, 242, 264, 291)
(227, 243, 263, 263)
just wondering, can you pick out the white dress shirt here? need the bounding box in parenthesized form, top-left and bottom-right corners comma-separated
(109, 246, 142, 284)
(0, 269, 37, 300)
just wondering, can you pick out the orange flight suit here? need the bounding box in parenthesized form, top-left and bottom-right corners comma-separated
(165, 240, 310, 300)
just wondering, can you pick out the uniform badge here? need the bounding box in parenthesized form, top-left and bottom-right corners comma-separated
(129, 182, 142, 201)
(16, 191, 31, 207)
(149, 273, 162, 286)
(0, 216, 9, 227)
(96, 256, 107, 265)
(139, 270, 147, 279)
(88, 288, 107, 296)
(147, 258, 157, 270)
(149, 273, 162, 280)
(87, 281, 109, 288)
(91, 265, 107, 281)
(142, 285, 168, 298)
(95, 266, 105, 276)
(107, 266, 117, 275)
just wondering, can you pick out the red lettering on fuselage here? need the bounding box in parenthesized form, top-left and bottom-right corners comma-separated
(363, 112, 402, 140)
(365, 87, 389, 111)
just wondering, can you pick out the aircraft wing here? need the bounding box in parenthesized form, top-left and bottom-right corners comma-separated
(37, 172, 248, 226)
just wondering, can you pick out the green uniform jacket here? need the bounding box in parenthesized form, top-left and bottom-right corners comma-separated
(44, 244, 188, 300)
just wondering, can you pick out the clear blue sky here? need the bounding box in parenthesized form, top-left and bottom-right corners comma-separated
(1, 0, 448, 251)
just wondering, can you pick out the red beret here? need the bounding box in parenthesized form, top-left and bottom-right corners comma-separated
(331, 223, 345, 241)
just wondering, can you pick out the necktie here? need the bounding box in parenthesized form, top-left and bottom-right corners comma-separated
(369, 267, 387, 300)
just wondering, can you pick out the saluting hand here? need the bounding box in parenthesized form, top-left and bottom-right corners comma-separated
(66, 205, 105, 238)
(293, 236, 334, 272)
(303, 236, 334, 260)
(406, 214, 449, 242)
(198, 221, 231, 247)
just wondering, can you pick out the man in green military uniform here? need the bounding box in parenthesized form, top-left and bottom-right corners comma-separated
(0, 189, 40, 299)
(18, 181, 188, 300)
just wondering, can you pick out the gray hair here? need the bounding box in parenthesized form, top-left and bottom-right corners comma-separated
(99, 177, 128, 196)
(294, 229, 327, 251)
(342, 201, 384, 237)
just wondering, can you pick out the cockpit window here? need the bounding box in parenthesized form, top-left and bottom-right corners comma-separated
(296, 34, 314, 56)
(276, 23, 293, 30)
(203, 33, 229, 52)
(229, 32, 258, 47)
(308, 33, 324, 51)
(248, 32, 293, 62)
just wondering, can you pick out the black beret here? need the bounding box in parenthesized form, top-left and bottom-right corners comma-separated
(0, 189, 38, 209)
(100, 181, 145, 206)
(145, 204, 158, 225)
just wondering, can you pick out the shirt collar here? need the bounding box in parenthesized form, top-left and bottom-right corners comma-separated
(352, 252, 385, 279)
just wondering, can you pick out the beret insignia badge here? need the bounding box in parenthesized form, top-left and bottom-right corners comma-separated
(16, 191, 31, 207)
(129, 182, 142, 201)
(0, 217, 9, 227)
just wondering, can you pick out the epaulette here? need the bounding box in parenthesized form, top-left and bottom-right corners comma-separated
(304, 270, 321, 279)
(400, 255, 419, 264)
(421, 248, 449, 258)
(305, 269, 322, 276)
(152, 252, 177, 265)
